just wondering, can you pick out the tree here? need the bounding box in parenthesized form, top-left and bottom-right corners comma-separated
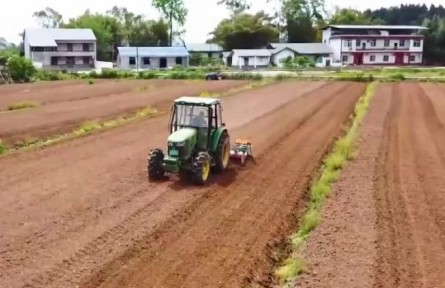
(209, 11, 279, 50)
(7, 55, 36, 82)
(280, 0, 326, 42)
(422, 16, 445, 64)
(151, 0, 188, 46)
(328, 7, 384, 25)
(33, 7, 63, 28)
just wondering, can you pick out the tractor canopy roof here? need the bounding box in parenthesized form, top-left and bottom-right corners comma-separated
(174, 96, 220, 106)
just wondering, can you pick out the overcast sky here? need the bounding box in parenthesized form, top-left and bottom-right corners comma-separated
(1, 0, 442, 44)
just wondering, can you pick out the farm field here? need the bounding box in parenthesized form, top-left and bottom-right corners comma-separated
(0, 79, 189, 110)
(0, 79, 250, 146)
(295, 83, 445, 288)
(0, 80, 365, 288)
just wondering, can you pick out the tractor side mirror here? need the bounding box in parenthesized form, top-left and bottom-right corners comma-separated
(222, 123, 226, 127)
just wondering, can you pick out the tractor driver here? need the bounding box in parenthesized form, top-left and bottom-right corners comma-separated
(190, 110, 207, 127)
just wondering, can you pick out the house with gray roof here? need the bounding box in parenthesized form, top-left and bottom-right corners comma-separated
(227, 49, 272, 69)
(23, 28, 97, 70)
(116, 46, 189, 70)
(186, 43, 223, 59)
(267, 43, 333, 67)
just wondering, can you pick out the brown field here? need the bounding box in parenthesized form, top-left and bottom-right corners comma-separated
(296, 83, 445, 288)
(0, 80, 366, 288)
(0, 79, 250, 145)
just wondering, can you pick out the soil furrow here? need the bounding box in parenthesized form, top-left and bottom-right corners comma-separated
(78, 83, 365, 288)
(0, 80, 328, 288)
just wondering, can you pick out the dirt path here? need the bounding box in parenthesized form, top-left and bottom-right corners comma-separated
(0, 80, 337, 288)
(0, 80, 249, 145)
(0, 79, 189, 110)
(295, 83, 445, 288)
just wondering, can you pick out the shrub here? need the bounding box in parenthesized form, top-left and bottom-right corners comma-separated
(7, 55, 37, 82)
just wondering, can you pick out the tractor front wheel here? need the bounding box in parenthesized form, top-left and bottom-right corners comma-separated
(213, 131, 230, 173)
(191, 151, 211, 185)
(148, 148, 165, 181)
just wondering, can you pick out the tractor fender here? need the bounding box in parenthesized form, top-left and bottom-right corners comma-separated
(210, 127, 229, 152)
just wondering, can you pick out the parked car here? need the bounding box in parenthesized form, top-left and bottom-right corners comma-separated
(205, 72, 227, 80)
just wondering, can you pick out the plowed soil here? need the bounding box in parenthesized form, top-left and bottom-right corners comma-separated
(295, 83, 445, 288)
(0, 80, 249, 145)
(0, 81, 365, 288)
(0, 79, 190, 110)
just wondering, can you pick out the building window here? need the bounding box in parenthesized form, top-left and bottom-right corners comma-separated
(143, 57, 150, 65)
(370, 40, 376, 47)
(384, 40, 390, 47)
(409, 55, 416, 62)
(129, 57, 136, 65)
(370, 55, 375, 62)
(67, 43, 73, 52)
(400, 40, 405, 47)
(50, 57, 58, 66)
(356, 39, 361, 46)
(413, 40, 421, 47)
(82, 57, 90, 65)
(344, 40, 352, 47)
(342, 55, 348, 63)
(66, 56, 75, 65)
(176, 57, 183, 65)
(208, 52, 212, 58)
(82, 43, 90, 51)
(383, 55, 389, 62)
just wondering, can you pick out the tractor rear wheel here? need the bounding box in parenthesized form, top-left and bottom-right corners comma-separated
(213, 131, 230, 173)
(191, 151, 211, 185)
(148, 148, 165, 181)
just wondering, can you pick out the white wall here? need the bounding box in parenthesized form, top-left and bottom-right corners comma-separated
(231, 54, 270, 67)
(409, 39, 423, 52)
(272, 48, 295, 67)
(117, 56, 189, 69)
(329, 39, 342, 62)
(322, 28, 331, 44)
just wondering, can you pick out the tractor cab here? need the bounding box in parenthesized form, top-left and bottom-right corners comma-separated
(168, 96, 224, 151)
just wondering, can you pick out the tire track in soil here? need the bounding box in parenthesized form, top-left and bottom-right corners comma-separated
(0, 81, 328, 288)
(374, 83, 445, 288)
(76, 83, 365, 288)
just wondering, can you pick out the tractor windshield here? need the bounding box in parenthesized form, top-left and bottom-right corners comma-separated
(175, 104, 209, 128)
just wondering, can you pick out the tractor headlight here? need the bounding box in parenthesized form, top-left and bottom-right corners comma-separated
(168, 142, 173, 146)
(175, 142, 185, 147)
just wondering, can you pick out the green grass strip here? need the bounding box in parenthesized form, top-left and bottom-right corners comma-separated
(275, 81, 377, 285)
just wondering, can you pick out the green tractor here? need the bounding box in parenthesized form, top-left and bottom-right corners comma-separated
(147, 96, 231, 185)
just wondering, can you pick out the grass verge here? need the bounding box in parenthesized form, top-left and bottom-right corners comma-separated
(274, 81, 377, 285)
(7, 100, 40, 111)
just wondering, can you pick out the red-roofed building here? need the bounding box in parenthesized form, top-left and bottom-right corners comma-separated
(322, 25, 427, 66)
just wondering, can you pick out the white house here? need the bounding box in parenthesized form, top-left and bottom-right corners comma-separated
(268, 43, 333, 67)
(116, 46, 189, 70)
(227, 49, 272, 68)
(23, 28, 97, 70)
(321, 25, 427, 65)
